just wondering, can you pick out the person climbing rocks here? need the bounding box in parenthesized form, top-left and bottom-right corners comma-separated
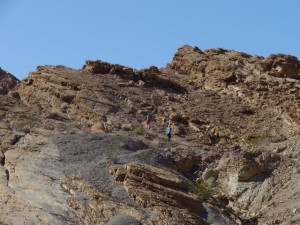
(145, 113, 152, 129)
(166, 125, 172, 142)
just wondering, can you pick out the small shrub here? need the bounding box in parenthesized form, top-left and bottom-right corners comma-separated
(243, 131, 268, 146)
(91, 122, 105, 133)
(187, 180, 213, 199)
(121, 123, 133, 131)
(132, 123, 146, 135)
(16, 115, 40, 131)
(46, 110, 68, 121)
(60, 102, 69, 112)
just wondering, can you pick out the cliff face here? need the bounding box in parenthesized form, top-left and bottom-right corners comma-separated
(0, 46, 300, 224)
(0, 67, 19, 94)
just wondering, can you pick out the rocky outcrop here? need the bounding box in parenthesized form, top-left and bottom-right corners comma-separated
(0, 67, 19, 94)
(83, 60, 161, 77)
(166, 45, 300, 96)
(83, 60, 186, 92)
(110, 163, 208, 225)
(83, 60, 135, 75)
(203, 147, 300, 224)
(166, 45, 206, 76)
(110, 163, 244, 225)
(258, 54, 300, 79)
(167, 45, 300, 136)
(158, 148, 201, 174)
(220, 151, 279, 182)
(166, 45, 257, 84)
(167, 45, 300, 82)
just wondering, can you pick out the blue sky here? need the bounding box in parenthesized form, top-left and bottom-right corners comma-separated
(1, 0, 300, 80)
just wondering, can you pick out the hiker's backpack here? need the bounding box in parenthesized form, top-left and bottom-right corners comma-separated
(146, 113, 151, 121)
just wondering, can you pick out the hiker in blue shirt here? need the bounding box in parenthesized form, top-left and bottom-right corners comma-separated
(166, 125, 172, 142)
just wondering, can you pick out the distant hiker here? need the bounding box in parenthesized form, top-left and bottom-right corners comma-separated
(145, 113, 152, 129)
(166, 125, 172, 142)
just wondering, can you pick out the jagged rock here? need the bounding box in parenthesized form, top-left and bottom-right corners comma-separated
(258, 54, 300, 79)
(210, 149, 299, 223)
(139, 65, 161, 76)
(170, 112, 189, 125)
(0, 67, 19, 94)
(167, 45, 206, 76)
(110, 163, 242, 225)
(82, 60, 186, 92)
(110, 163, 207, 222)
(218, 151, 279, 183)
(158, 148, 201, 174)
(83, 60, 135, 76)
(166, 45, 257, 89)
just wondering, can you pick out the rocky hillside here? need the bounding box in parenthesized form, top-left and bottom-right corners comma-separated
(0, 45, 300, 225)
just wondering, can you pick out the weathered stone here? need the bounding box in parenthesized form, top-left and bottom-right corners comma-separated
(104, 215, 142, 225)
(0, 68, 19, 95)
(111, 163, 209, 224)
(202, 168, 219, 181)
(258, 54, 300, 79)
(158, 149, 201, 173)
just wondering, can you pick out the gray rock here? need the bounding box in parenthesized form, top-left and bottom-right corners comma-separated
(104, 215, 142, 225)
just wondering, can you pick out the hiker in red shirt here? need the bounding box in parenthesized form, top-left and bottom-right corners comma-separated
(145, 113, 152, 129)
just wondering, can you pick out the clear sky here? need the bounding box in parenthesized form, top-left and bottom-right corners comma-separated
(1, 0, 300, 80)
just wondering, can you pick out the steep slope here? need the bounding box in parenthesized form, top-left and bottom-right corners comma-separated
(0, 65, 245, 224)
(0, 45, 300, 224)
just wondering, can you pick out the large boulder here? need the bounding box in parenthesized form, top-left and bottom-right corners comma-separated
(83, 60, 134, 75)
(158, 148, 201, 174)
(110, 163, 208, 225)
(110, 163, 246, 225)
(214, 151, 280, 214)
